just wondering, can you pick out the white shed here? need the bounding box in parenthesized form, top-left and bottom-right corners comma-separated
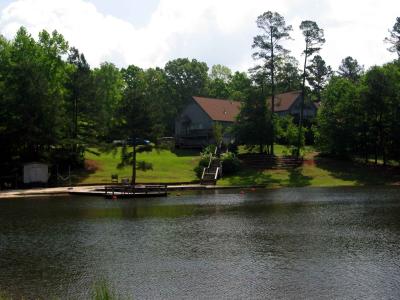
(23, 162, 49, 184)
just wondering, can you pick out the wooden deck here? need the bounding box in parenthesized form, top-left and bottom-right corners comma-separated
(68, 185, 168, 198)
(104, 185, 168, 198)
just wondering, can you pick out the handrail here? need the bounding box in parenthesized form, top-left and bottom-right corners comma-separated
(214, 167, 220, 180)
(214, 167, 222, 180)
(201, 167, 206, 180)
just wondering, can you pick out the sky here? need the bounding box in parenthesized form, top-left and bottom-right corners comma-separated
(0, 0, 399, 72)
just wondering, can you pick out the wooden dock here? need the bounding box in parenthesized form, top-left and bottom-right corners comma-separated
(67, 184, 168, 198)
(104, 184, 168, 198)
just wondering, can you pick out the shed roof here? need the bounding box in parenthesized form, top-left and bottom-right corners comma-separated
(193, 96, 241, 122)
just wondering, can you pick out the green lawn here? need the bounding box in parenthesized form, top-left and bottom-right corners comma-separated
(219, 156, 400, 187)
(75, 148, 200, 184)
(73, 145, 399, 187)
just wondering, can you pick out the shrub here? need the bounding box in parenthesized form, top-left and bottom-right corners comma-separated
(201, 144, 216, 156)
(195, 148, 241, 178)
(221, 152, 241, 174)
(194, 155, 210, 179)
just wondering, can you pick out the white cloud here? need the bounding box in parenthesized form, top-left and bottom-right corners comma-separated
(0, 0, 399, 71)
(0, 0, 150, 67)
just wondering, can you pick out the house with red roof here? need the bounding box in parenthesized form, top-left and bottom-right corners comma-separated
(175, 96, 241, 148)
(268, 91, 318, 119)
(175, 92, 317, 148)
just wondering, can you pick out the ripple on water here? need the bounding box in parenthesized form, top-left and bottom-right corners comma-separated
(0, 186, 400, 299)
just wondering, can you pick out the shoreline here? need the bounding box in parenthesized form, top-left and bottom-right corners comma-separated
(0, 184, 261, 199)
(0, 183, 398, 199)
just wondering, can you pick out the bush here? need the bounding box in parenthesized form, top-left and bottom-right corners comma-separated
(195, 148, 241, 178)
(194, 155, 210, 179)
(201, 144, 216, 156)
(221, 152, 241, 175)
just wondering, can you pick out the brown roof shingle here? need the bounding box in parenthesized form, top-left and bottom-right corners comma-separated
(193, 96, 241, 122)
(268, 91, 301, 112)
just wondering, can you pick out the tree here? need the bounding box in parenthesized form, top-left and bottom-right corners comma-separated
(315, 62, 400, 164)
(234, 89, 273, 154)
(142, 67, 170, 137)
(207, 78, 230, 99)
(213, 122, 224, 147)
(362, 66, 392, 165)
(275, 115, 304, 155)
(275, 55, 302, 92)
(384, 17, 400, 57)
(380, 62, 400, 162)
(337, 56, 364, 82)
(66, 47, 93, 149)
(297, 20, 325, 156)
(117, 65, 162, 185)
(92, 62, 124, 141)
(207, 65, 231, 99)
(249, 64, 270, 96)
(306, 55, 332, 101)
(209, 64, 232, 82)
(164, 58, 208, 117)
(252, 11, 292, 155)
(0, 28, 69, 166)
(315, 77, 362, 157)
(227, 71, 252, 101)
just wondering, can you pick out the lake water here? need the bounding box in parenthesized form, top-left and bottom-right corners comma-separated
(1, 187, 400, 299)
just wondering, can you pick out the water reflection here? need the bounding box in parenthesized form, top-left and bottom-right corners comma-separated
(1, 187, 400, 299)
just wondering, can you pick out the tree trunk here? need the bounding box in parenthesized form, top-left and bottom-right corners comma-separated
(374, 111, 379, 165)
(297, 44, 308, 158)
(131, 141, 136, 187)
(379, 112, 387, 166)
(270, 28, 275, 156)
(363, 118, 368, 164)
(73, 94, 78, 153)
(374, 132, 378, 165)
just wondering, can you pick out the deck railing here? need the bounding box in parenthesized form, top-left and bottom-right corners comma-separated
(104, 184, 167, 197)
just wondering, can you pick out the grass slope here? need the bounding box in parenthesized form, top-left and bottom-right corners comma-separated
(219, 155, 400, 187)
(75, 145, 399, 187)
(76, 148, 200, 184)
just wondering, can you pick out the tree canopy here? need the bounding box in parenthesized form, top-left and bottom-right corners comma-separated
(315, 62, 400, 163)
(297, 20, 325, 155)
(306, 55, 332, 101)
(337, 56, 364, 82)
(252, 11, 292, 155)
(1, 17, 400, 180)
(384, 17, 400, 57)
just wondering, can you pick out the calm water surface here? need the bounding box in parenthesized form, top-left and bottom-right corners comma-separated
(1, 187, 400, 299)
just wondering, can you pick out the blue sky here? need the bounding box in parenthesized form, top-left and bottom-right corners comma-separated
(0, 0, 399, 72)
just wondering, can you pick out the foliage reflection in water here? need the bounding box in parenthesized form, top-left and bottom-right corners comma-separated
(1, 187, 400, 299)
